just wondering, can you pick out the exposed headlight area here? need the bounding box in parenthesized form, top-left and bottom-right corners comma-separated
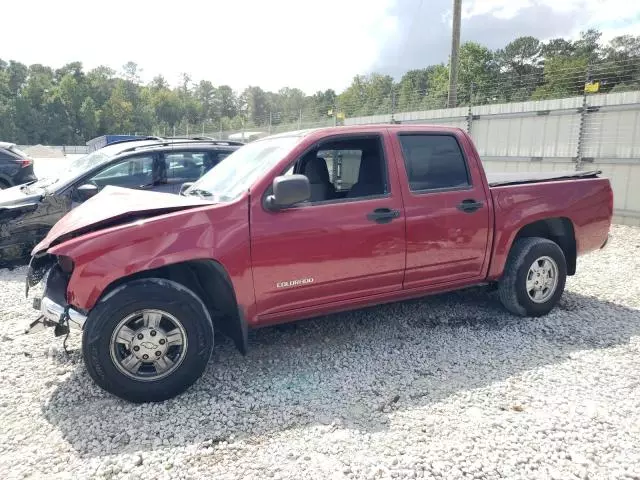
(57, 255, 74, 274)
(24, 253, 86, 336)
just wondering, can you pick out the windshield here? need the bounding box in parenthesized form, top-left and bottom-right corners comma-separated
(186, 136, 301, 201)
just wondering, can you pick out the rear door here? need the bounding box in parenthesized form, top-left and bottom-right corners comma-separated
(391, 131, 491, 288)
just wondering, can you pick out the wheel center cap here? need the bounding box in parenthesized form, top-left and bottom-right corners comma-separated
(131, 327, 168, 360)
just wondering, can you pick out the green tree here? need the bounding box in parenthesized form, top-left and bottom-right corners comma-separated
(531, 56, 588, 100)
(7, 61, 28, 95)
(239, 86, 269, 126)
(597, 35, 640, 92)
(542, 38, 576, 59)
(495, 36, 543, 101)
(0, 29, 639, 144)
(421, 65, 449, 108)
(456, 42, 499, 105)
(79, 97, 99, 139)
(217, 85, 237, 119)
(397, 68, 431, 110)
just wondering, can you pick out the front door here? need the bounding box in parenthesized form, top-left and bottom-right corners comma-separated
(250, 134, 406, 319)
(71, 153, 157, 207)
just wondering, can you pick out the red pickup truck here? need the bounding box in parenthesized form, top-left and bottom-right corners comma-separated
(26, 125, 612, 402)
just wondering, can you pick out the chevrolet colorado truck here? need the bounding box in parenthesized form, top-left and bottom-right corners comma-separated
(25, 125, 613, 403)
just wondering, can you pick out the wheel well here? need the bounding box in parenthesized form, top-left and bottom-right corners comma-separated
(514, 217, 577, 275)
(99, 259, 248, 354)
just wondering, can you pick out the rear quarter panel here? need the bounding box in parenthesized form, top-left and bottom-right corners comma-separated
(488, 177, 612, 280)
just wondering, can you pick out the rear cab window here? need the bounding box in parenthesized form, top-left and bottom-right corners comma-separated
(398, 134, 470, 192)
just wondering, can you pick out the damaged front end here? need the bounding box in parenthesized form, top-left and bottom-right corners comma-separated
(25, 254, 87, 336)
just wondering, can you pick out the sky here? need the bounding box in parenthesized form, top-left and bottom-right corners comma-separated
(2, 0, 639, 94)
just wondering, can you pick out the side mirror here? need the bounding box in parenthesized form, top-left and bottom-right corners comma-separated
(265, 174, 310, 210)
(179, 182, 194, 196)
(76, 183, 99, 201)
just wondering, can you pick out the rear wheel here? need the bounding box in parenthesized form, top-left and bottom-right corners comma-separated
(82, 278, 214, 402)
(498, 237, 567, 317)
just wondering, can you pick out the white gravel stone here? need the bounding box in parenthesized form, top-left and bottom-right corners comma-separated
(0, 225, 639, 479)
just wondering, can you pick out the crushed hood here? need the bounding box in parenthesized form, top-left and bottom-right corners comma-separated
(32, 186, 212, 254)
(0, 184, 42, 209)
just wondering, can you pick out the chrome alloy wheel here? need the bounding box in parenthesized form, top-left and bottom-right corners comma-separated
(525, 256, 559, 303)
(109, 309, 188, 381)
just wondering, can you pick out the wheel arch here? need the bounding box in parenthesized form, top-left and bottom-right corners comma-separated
(97, 258, 248, 355)
(512, 217, 576, 275)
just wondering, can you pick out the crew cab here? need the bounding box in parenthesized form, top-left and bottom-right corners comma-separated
(25, 125, 613, 403)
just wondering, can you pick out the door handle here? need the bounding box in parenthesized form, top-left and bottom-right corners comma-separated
(367, 208, 400, 224)
(457, 199, 484, 213)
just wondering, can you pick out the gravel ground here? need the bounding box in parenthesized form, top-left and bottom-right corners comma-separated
(1, 225, 639, 480)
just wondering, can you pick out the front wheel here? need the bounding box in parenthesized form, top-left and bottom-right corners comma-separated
(82, 278, 214, 402)
(498, 237, 567, 317)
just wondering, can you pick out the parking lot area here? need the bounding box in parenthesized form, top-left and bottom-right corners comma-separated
(0, 225, 638, 479)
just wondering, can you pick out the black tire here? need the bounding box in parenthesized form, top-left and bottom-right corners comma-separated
(498, 237, 567, 317)
(82, 278, 214, 403)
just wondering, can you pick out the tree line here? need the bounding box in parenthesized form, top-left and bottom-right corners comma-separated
(1, 29, 638, 145)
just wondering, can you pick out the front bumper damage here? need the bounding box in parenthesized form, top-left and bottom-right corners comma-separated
(29, 296, 87, 334)
(25, 255, 87, 336)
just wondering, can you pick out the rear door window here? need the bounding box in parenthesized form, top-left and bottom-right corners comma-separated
(165, 151, 207, 183)
(398, 134, 470, 192)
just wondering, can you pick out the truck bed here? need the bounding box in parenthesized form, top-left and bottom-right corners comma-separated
(487, 170, 602, 187)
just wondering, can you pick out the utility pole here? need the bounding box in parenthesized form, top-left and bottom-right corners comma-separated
(447, 0, 462, 108)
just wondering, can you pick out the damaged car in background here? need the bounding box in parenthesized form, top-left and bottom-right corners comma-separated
(0, 137, 241, 267)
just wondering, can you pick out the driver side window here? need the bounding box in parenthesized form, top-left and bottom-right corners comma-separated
(285, 136, 387, 204)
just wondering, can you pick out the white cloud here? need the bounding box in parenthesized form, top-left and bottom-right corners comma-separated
(463, 0, 640, 38)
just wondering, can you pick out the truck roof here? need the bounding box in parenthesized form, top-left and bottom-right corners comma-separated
(263, 124, 466, 141)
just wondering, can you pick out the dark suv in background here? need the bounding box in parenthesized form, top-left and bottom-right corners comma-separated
(0, 142, 37, 189)
(0, 137, 243, 266)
